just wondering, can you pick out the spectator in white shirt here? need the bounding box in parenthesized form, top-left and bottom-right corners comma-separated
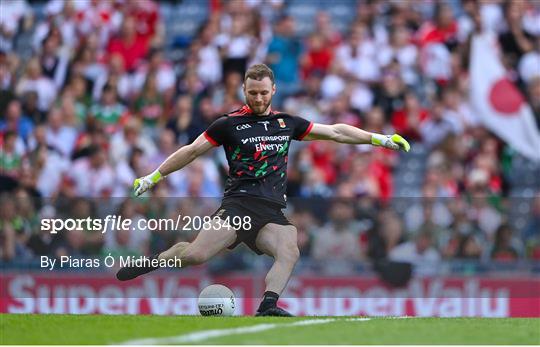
(167, 154, 222, 198)
(404, 191, 453, 235)
(518, 37, 540, 84)
(335, 22, 381, 83)
(68, 145, 115, 197)
(109, 118, 156, 164)
(389, 231, 441, 277)
(147, 128, 176, 169)
(33, 1, 79, 51)
(311, 201, 364, 274)
(29, 124, 69, 197)
(45, 107, 77, 158)
(16, 58, 57, 112)
(215, 15, 256, 76)
(132, 48, 176, 97)
(420, 99, 460, 149)
(378, 25, 419, 86)
(113, 147, 146, 197)
(0, 0, 32, 52)
(312, 201, 364, 262)
(522, 2, 540, 36)
(196, 23, 223, 86)
(441, 86, 478, 132)
(93, 53, 131, 101)
(104, 199, 149, 256)
(39, 32, 70, 90)
(71, 33, 108, 90)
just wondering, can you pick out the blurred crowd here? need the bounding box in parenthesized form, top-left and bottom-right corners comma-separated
(1, 0, 539, 273)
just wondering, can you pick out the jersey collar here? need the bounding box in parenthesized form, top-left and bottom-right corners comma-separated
(242, 104, 274, 116)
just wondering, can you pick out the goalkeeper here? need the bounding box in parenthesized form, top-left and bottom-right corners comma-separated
(116, 64, 410, 316)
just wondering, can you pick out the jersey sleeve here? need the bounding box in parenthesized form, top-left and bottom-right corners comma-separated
(291, 115, 314, 141)
(203, 116, 229, 146)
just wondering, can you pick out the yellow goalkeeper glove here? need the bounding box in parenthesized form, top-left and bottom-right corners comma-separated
(371, 134, 411, 152)
(133, 169, 164, 196)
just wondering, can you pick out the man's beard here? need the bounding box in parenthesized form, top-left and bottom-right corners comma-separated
(247, 97, 272, 115)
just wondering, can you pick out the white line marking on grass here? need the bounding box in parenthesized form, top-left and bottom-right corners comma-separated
(119, 317, 371, 345)
(345, 318, 372, 322)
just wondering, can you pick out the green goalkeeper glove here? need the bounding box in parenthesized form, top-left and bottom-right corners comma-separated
(133, 169, 164, 196)
(371, 134, 411, 152)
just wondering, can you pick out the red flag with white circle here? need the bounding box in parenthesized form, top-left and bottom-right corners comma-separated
(470, 33, 540, 162)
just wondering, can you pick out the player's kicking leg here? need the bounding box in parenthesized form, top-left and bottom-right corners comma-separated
(253, 223, 299, 317)
(116, 221, 237, 281)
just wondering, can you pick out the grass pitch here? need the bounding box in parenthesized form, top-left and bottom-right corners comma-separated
(1, 314, 539, 345)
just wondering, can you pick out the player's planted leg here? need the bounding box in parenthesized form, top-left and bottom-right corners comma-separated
(116, 221, 237, 281)
(254, 224, 299, 317)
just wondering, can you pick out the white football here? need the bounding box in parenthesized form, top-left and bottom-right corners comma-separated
(198, 284, 235, 316)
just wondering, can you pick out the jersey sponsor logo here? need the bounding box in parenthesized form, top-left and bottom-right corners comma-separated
(255, 143, 285, 152)
(241, 135, 290, 144)
(236, 124, 252, 131)
(258, 121, 270, 131)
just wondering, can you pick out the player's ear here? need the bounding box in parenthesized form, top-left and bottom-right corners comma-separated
(272, 84, 276, 95)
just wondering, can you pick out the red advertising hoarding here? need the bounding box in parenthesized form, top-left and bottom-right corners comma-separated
(1, 273, 538, 317)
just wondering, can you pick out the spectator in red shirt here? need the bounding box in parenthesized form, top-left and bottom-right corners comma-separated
(107, 16, 149, 72)
(369, 148, 396, 203)
(315, 11, 342, 48)
(391, 91, 429, 141)
(126, 0, 160, 42)
(416, 3, 458, 85)
(301, 32, 333, 80)
(304, 141, 340, 186)
(416, 2, 458, 48)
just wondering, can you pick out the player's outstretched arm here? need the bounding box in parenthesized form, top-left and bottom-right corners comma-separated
(303, 123, 410, 152)
(133, 133, 214, 196)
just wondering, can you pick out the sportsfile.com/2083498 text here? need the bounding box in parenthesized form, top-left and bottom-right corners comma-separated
(40, 215, 252, 234)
